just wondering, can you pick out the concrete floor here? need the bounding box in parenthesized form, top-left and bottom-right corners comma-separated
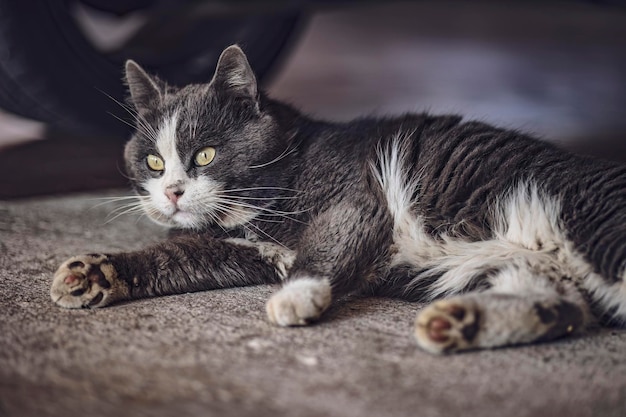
(1, 192, 626, 417)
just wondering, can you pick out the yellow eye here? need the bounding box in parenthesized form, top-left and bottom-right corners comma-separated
(146, 154, 164, 171)
(194, 146, 216, 166)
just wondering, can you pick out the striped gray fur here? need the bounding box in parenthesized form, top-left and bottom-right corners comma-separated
(51, 45, 626, 354)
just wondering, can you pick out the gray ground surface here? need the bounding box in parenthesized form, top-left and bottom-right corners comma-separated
(1, 193, 626, 417)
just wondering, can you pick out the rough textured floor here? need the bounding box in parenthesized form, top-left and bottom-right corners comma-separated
(1, 192, 626, 417)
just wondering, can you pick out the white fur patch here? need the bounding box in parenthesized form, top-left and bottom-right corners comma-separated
(371, 132, 626, 321)
(155, 111, 188, 189)
(578, 262, 626, 321)
(369, 130, 420, 228)
(266, 277, 332, 326)
(141, 111, 188, 225)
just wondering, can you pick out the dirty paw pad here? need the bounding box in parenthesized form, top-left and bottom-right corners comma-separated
(414, 298, 482, 354)
(50, 254, 125, 308)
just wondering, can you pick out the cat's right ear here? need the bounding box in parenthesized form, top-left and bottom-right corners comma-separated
(125, 60, 162, 113)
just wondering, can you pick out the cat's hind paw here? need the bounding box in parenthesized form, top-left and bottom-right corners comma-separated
(266, 277, 332, 326)
(50, 254, 127, 308)
(414, 298, 482, 354)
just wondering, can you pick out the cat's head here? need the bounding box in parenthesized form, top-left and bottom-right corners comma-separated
(123, 45, 291, 230)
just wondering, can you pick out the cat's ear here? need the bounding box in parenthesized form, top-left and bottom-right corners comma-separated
(210, 45, 258, 102)
(125, 60, 163, 113)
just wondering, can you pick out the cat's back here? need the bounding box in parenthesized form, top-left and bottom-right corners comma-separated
(290, 113, 464, 209)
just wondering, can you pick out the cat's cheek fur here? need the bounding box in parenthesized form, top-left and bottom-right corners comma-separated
(266, 277, 332, 326)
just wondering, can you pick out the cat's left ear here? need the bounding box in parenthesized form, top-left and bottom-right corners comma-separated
(210, 45, 258, 103)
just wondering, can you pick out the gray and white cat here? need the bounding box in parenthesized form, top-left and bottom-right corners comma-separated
(50, 45, 626, 354)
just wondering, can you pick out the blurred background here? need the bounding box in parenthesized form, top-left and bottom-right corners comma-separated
(0, 0, 625, 198)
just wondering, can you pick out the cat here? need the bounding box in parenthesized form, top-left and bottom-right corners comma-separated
(50, 45, 626, 354)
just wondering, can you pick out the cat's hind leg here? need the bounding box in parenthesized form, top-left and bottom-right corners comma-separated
(413, 266, 589, 354)
(414, 292, 585, 354)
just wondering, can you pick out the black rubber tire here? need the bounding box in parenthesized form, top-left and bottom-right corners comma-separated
(0, 0, 304, 137)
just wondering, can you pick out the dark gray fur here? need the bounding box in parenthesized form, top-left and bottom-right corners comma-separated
(51, 45, 626, 353)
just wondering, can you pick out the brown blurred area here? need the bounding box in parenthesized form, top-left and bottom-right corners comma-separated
(1, 1, 625, 199)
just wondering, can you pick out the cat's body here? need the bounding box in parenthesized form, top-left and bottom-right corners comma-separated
(51, 45, 626, 354)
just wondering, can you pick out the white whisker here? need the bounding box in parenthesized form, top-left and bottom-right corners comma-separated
(217, 186, 303, 194)
(107, 202, 144, 214)
(88, 195, 145, 209)
(248, 143, 297, 169)
(215, 197, 311, 222)
(103, 205, 146, 224)
(86, 194, 150, 225)
(98, 88, 159, 141)
(212, 203, 289, 249)
(213, 193, 298, 201)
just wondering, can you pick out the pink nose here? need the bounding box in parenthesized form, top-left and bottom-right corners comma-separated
(165, 188, 184, 204)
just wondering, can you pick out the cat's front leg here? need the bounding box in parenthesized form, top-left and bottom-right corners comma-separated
(266, 277, 333, 326)
(51, 234, 289, 308)
(266, 201, 392, 326)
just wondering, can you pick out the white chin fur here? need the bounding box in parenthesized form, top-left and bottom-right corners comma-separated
(171, 210, 202, 228)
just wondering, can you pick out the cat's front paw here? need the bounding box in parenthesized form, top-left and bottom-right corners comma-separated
(414, 298, 482, 354)
(266, 277, 332, 326)
(50, 254, 127, 308)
